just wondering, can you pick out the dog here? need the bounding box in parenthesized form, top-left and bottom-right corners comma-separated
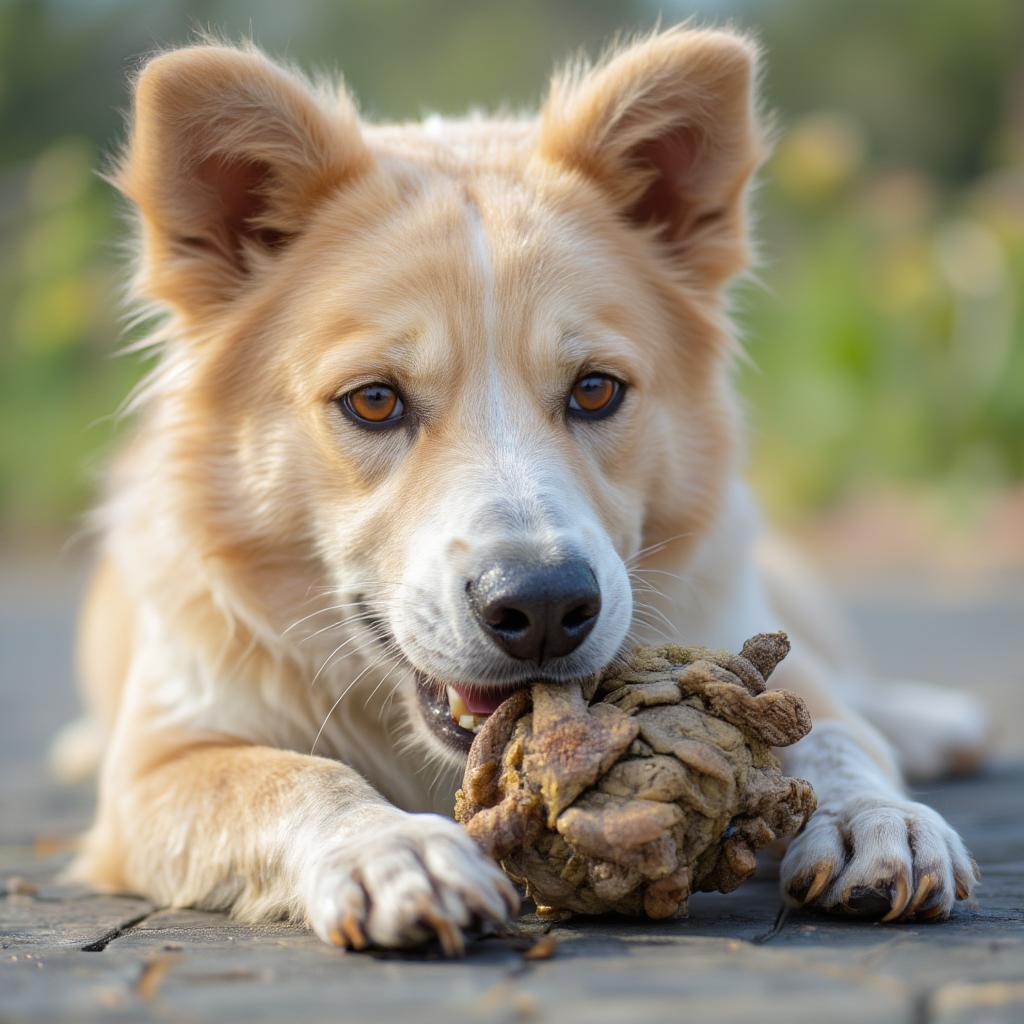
(53, 26, 987, 951)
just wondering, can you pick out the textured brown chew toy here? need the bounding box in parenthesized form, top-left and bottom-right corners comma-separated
(455, 633, 817, 918)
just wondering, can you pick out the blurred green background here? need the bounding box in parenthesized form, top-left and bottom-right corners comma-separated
(1, 0, 1022, 548)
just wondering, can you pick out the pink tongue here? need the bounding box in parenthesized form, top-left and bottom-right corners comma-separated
(452, 683, 514, 716)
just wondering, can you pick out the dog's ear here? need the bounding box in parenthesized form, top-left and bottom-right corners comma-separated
(535, 28, 763, 288)
(116, 45, 370, 317)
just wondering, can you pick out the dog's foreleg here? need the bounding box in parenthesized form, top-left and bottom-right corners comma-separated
(76, 737, 516, 953)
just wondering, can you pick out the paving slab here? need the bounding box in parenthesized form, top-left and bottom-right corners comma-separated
(1, 563, 1022, 1023)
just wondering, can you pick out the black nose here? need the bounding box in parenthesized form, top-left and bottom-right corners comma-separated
(470, 559, 601, 664)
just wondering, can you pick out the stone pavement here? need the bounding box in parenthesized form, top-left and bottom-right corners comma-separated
(1, 559, 1022, 1023)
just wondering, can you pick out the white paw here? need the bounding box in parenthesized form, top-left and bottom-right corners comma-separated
(858, 680, 991, 781)
(781, 795, 979, 922)
(49, 715, 105, 782)
(306, 814, 519, 954)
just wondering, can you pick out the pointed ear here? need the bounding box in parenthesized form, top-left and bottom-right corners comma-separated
(116, 45, 371, 316)
(535, 28, 764, 288)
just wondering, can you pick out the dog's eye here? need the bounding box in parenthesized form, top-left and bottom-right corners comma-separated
(340, 384, 406, 428)
(567, 373, 624, 420)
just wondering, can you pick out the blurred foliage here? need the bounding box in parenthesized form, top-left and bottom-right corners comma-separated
(0, 0, 1022, 539)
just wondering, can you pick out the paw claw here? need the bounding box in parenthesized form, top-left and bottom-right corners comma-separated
(804, 862, 835, 904)
(908, 873, 936, 915)
(880, 873, 911, 922)
(340, 912, 367, 950)
(417, 898, 465, 958)
(916, 902, 950, 922)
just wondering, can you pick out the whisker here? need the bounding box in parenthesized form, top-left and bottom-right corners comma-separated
(362, 657, 404, 711)
(629, 579, 671, 604)
(625, 532, 692, 566)
(627, 572, 674, 604)
(632, 600, 678, 634)
(310, 634, 400, 688)
(284, 575, 405, 634)
(299, 611, 383, 644)
(378, 671, 411, 724)
(326, 636, 402, 673)
(283, 601, 368, 636)
(310, 631, 378, 688)
(630, 567, 689, 585)
(630, 566, 703, 614)
(310, 650, 397, 756)
(629, 616, 675, 644)
(305, 575, 406, 601)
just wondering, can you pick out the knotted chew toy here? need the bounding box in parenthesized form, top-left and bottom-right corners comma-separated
(455, 633, 817, 918)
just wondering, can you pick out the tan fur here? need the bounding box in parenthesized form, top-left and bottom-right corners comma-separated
(62, 28, 984, 945)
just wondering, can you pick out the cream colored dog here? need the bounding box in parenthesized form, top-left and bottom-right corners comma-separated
(55, 27, 986, 951)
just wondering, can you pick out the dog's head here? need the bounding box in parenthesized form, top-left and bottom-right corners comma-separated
(117, 29, 762, 763)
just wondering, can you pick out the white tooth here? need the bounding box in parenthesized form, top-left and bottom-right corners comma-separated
(447, 686, 468, 723)
(459, 714, 479, 731)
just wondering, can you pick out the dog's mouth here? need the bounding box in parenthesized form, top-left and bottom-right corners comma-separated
(414, 672, 531, 754)
(354, 599, 532, 755)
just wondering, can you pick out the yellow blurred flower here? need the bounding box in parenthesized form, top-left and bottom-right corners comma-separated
(12, 277, 93, 353)
(858, 171, 937, 236)
(934, 218, 1008, 298)
(869, 238, 935, 314)
(20, 206, 95, 280)
(968, 169, 1024, 246)
(26, 138, 95, 212)
(772, 111, 866, 203)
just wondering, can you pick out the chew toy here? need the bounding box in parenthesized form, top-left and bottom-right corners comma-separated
(455, 633, 816, 917)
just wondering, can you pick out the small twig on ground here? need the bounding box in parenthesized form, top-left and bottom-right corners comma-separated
(753, 904, 792, 944)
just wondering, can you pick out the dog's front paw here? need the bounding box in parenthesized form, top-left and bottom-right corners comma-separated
(781, 796, 979, 922)
(306, 813, 518, 955)
(863, 679, 991, 781)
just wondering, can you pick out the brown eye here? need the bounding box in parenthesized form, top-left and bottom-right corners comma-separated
(568, 373, 624, 419)
(341, 383, 405, 428)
